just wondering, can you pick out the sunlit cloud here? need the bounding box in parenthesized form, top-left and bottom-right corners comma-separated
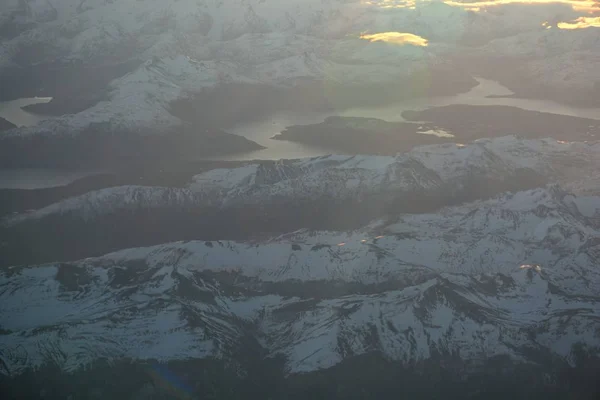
(359, 32, 429, 46)
(557, 16, 600, 28)
(365, 0, 600, 13)
(444, 0, 598, 12)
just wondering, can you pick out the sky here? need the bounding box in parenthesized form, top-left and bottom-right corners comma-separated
(364, 0, 600, 14)
(358, 0, 600, 47)
(557, 15, 600, 27)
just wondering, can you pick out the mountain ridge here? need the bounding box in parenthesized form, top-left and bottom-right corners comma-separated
(3, 136, 599, 267)
(1, 136, 600, 378)
(1, 182, 599, 376)
(4, 136, 599, 226)
(2, 0, 598, 141)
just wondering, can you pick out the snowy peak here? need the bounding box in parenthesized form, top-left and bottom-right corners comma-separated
(5, 136, 598, 228)
(3, 131, 600, 380)
(193, 136, 598, 195)
(4, 185, 197, 224)
(3, 0, 599, 140)
(77, 183, 598, 291)
(2, 230, 599, 375)
(2, 151, 600, 375)
(0, 0, 461, 134)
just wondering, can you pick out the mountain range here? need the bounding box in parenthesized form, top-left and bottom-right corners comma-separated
(2, 1, 600, 397)
(1, 0, 599, 168)
(1, 136, 599, 386)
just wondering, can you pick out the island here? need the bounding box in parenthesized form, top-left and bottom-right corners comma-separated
(401, 105, 600, 142)
(273, 116, 447, 156)
(273, 105, 600, 155)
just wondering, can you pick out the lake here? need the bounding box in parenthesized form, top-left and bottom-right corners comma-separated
(216, 77, 600, 161)
(1, 78, 599, 188)
(0, 169, 100, 190)
(0, 97, 52, 127)
(0, 97, 94, 189)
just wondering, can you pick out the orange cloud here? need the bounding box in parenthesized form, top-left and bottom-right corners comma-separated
(445, 0, 598, 12)
(359, 31, 429, 46)
(365, 0, 600, 13)
(557, 16, 600, 28)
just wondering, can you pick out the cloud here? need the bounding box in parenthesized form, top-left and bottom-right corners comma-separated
(365, 0, 600, 13)
(557, 16, 600, 28)
(443, 0, 599, 12)
(359, 32, 429, 46)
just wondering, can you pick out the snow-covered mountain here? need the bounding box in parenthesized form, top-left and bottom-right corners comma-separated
(2, 0, 596, 139)
(0, 0, 435, 135)
(2, 2, 600, 391)
(1, 181, 599, 376)
(476, 25, 600, 93)
(4, 136, 599, 226)
(1, 135, 600, 377)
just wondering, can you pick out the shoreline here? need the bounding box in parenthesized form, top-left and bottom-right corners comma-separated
(272, 105, 600, 156)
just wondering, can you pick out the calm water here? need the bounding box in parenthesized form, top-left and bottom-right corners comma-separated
(1, 79, 600, 188)
(0, 169, 98, 190)
(216, 77, 600, 161)
(0, 97, 52, 127)
(0, 97, 79, 190)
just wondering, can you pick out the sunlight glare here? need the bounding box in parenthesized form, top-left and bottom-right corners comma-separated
(444, 0, 598, 12)
(557, 16, 600, 29)
(359, 32, 429, 46)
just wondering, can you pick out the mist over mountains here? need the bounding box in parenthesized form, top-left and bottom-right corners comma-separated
(1, 1, 600, 399)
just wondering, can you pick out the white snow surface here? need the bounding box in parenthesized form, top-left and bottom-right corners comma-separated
(1, 142, 600, 374)
(4, 136, 600, 226)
